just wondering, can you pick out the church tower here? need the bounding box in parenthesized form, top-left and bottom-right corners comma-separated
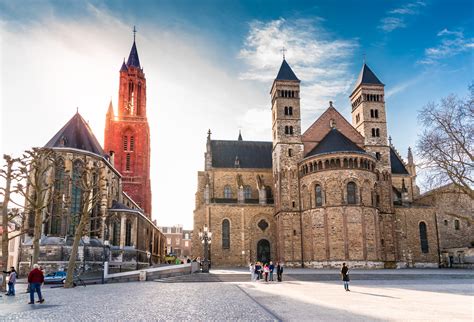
(271, 58, 304, 263)
(104, 29, 152, 218)
(350, 63, 392, 212)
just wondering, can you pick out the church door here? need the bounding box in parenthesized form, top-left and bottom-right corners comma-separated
(257, 239, 271, 263)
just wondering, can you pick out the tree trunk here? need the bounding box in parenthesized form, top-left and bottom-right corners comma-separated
(1, 159, 13, 290)
(31, 208, 42, 266)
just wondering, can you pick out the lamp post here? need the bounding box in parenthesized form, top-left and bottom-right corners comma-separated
(102, 240, 110, 284)
(198, 226, 212, 273)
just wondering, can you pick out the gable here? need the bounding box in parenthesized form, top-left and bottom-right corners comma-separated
(302, 106, 365, 156)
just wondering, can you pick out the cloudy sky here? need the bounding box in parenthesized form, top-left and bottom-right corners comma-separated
(1, 0, 472, 228)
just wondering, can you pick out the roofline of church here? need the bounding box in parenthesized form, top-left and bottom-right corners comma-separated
(300, 150, 374, 162)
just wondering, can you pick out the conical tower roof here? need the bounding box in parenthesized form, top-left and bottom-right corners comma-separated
(353, 63, 383, 90)
(126, 41, 141, 68)
(45, 112, 104, 156)
(275, 59, 299, 81)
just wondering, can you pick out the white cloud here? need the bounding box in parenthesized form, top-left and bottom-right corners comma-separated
(0, 5, 266, 229)
(418, 28, 474, 65)
(379, 1, 426, 32)
(238, 18, 358, 125)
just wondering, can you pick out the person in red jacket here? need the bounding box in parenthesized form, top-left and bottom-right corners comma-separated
(27, 264, 44, 304)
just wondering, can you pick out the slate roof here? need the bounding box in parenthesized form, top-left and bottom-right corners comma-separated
(390, 147, 409, 174)
(120, 60, 128, 72)
(211, 140, 272, 168)
(44, 112, 104, 156)
(353, 63, 383, 92)
(306, 128, 365, 157)
(110, 200, 133, 211)
(126, 41, 141, 68)
(275, 59, 299, 81)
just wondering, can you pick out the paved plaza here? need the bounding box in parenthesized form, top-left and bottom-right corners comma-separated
(0, 269, 472, 321)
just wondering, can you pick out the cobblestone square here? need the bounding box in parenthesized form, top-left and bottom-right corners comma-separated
(0, 269, 472, 321)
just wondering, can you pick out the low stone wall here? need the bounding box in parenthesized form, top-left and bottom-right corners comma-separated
(299, 260, 385, 269)
(105, 262, 200, 283)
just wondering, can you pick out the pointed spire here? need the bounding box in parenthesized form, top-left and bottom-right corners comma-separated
(238, 130, 243, 141)
(353, 63, 383, 91)
(407, 147, 414, 165)
(107, 100, 114, 117)
(120, 58, 128, 72)
(127, 26, 141, 68)
(275, 59, 299, 81)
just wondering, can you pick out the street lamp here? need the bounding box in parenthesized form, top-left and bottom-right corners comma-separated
(198, 226, 212, 273)
(102, 240, 110, 284)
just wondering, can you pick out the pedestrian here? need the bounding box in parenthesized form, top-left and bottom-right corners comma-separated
(28, 264, 45, 304)
(269, 261, 274, 281)
(276, 262, 284, 282)
(254, 262, 261, 280)
(249, 263, 255, 281)
(263, 263, 269, 282)
(3, 267, 17, 296)
(341, 262, 350, 291)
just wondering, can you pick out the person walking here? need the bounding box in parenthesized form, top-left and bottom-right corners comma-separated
(341, 262, 350, 291)
(254, 262, 261, 281)
(28, 264, 45, 304)
(276, 262, 284, 282)
(249, 263, 255, 281)
(3, 267, 17, 296)
(269, 261, 274, 281)
(263, 263, 269, 282)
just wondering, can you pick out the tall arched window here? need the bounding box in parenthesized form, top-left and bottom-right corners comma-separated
(125, 219, 132, 246)
(130, 136, 135, 151)
(347, 182, 357, 204)
(243, 186, 252, 199)
(222, 219, 230, 249)
(419, 222, 429, 253)
(50, 158, 65, 235)
(288, 106, 293, 115)
(224, 186, 232, 199)
(123, 136, 128, 151)
(69, 160, 83, 236)
(315, 185, 323, 206)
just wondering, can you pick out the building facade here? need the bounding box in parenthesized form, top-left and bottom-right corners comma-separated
(159, 225, 193, 259)
(104, 36, 152, 218)
(193, 59, 473, 268)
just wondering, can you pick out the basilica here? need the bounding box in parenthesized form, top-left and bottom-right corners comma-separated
(193, 59, 473, 268)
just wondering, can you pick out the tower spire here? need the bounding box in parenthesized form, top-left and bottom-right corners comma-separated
(133, 25, 137, 42)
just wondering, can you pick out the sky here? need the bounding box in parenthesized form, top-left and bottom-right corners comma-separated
(0, 0, 472, 229)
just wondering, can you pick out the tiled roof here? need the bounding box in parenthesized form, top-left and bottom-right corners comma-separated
(275, 59, 299, 81)
(390, 147, 409, 174)
(45, 112, 104, 156)
(211, 140, 272, 168)
(306, 128, 365, 157)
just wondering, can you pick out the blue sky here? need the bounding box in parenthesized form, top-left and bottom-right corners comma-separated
(1, 0, 472, 227)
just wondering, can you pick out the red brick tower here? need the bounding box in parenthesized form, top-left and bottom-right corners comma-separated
(104, 30, 152, 218)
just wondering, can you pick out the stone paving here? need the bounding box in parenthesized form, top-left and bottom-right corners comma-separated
(0, 269, 472, 321)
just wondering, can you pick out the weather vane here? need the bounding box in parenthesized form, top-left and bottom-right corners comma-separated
(133, 26, 137, 42)
(280, 46, 287, 59)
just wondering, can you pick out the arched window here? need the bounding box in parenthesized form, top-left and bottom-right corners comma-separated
(224, 186, 232, 199)
(419, 222, 429, 253)
(244, 186, 252, 199)
(222, 219, 230, 249)
(315, 185, 323, 206)
(50, 158, 65, 235)
(112, 220, 120, 246)
(125, 219, 132, 246)
(289, 126, 294, 134)
(347, 182, 357, 204)
(376, 128, 380, 137)
(372, 128, 376, 137)
(285, 126, 289, 134)
(69, 160, 83, 236)
(130, 136, 135, 151)
(374, 109, 379, 118)
(288, 106, 293, 115)
(370, 109, 374, 118)
(284, 106, 288, 115)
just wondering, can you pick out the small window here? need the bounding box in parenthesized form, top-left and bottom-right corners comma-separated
(454, 220, 460, 230)
(125, 153, 131, 171)
(222, 219, 230, 249)
(289, 126, 294, 135)
(372, 128, 376, 137)
(375, 109, 379, 118)
(285, 126, 289, 134)
(288, 106, 293, 115)
(315, 185, 323, 206)
(292, 201, 296, 208)
(375, 152, 381, 160)
(123, 136, 128, 151)
(347, 182, 357, 204)
(376, 128, 380, 137)
(130, 136, 135, 151)
(284, 106, 289, 115)
(224, 186, 232, 199)
(419, 222, 429, 253)
(444, 220, 448, 226)
(370, 109, 374, 118)
(288, 148, 292, 157)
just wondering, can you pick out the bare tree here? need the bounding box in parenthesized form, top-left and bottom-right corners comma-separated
(16, 148, 55, 266)
(417, 84, 474, 199)
(64, 160, 105, 288)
